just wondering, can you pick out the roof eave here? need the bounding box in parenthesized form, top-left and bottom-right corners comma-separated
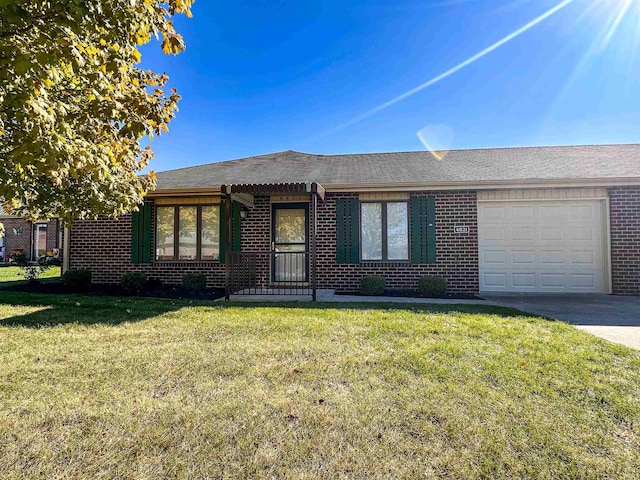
(146, 187, 223, 197)
(323, 177, 640, 192)
(149, 177, 640, 197)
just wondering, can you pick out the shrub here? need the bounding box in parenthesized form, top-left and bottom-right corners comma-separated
(146, 278, 163, 291)
(8, 250, 28, 266)
(182, 273, 207, 293)
(49, 258, 62, 267)
(360, 275, 386, 296)
(10, 250, 51, 281)
(418, 276, 447, 297)
(39, 254, 61, 267)
(62, 269, 92, 292)
(120, 272, 147, 294)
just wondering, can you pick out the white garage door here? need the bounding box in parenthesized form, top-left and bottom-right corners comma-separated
(478, 200, 607, 293)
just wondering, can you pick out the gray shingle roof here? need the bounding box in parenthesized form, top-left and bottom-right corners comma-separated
(154, 144, 640, 191)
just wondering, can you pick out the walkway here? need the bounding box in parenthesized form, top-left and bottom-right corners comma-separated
(227, 289, 496, 305)
(484, 294, 640, 350)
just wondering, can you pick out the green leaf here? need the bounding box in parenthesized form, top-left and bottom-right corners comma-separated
(15, 57, 30, 75)
(0, 0, 193, 221)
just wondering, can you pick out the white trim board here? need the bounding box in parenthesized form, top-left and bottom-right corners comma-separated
(478, 187, 608, 201)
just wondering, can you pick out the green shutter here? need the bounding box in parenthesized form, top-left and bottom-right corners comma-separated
(219, 202, 227, 263)
(131, 202, 152, 264)
(411, 197, 436, 264)
(336, 198, 360, 263)
(131, 210, 140, 263)
(219, 201, 242, 263)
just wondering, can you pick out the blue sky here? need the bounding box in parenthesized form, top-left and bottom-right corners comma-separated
(141, 0, 640, 172)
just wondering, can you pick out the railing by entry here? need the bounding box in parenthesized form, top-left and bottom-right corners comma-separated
(228, 251, 314, 296)
(222, 182, 322, 301)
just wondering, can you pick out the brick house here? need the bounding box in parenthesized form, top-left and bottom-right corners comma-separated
(65, 145, 640, 297)
(0, 207, 62, 263)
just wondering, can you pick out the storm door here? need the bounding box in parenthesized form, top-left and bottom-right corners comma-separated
(271, 203, 309, 283)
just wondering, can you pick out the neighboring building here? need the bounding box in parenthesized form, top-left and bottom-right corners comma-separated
(66, 144, 640, 296)
(0, 206, 62, 263)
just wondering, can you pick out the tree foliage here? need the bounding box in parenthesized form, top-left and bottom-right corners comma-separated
(0, 0, 193, 221)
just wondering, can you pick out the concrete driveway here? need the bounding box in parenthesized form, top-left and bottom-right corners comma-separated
(483, 294, 640, 350)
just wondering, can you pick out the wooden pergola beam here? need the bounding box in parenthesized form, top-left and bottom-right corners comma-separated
(230, 192, 254, 207)
(221, 182, 325, 202)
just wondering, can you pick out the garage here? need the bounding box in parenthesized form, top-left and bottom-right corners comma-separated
(478, 190, 610, 293)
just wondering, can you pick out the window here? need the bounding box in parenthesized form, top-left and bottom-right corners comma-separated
(361, 203, 382, 260)
(178, 206, 197, 260)
(156, 205, 220, 261)
(360, 202, 408, 261)
(200, 205, 220, 261)
(156, 207, 175, 260)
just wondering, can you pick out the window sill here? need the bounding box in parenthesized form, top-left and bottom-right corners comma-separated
(360, 260, 411, 266)
(154, 260, 221, 264)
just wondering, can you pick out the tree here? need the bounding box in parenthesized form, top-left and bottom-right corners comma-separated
(0, 0, 193, 223)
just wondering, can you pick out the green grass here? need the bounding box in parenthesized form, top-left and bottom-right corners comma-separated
(1, 292, 639, 479)
(0, 266, 60, 286)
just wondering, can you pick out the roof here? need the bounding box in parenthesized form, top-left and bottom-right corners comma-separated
(154, 144, 640, 192)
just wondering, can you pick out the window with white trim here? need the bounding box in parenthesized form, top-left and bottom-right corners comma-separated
(360, 201, 409, 261)
(156, 205, 220, 261)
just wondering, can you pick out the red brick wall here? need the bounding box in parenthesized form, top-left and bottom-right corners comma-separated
(2, 218, 31, 261)
(68, 192, 479, 292)
(238, 195, 271, 287)
(66, 187, 640, 296)
(1, 218, 60, 262)
(69, 197, 272, 286)
(609, 186, 640, 295)
(315, 191, 479, 293)
(46, 218, 60, 254)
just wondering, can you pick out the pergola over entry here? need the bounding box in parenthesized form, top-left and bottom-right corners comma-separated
(220, 182, 326, 300)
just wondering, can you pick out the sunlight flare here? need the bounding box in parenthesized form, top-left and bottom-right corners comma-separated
(602, 0, 634, 47)
(309, 0, 576, 144)
(417, 124, 454, 160)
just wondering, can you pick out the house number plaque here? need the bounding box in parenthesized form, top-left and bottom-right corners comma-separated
(454, 226, 469, 234)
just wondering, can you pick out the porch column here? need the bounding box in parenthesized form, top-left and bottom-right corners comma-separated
(62, 224, 70, 274)
(311, 188, 318, 301)
(224, 187, 232, 301)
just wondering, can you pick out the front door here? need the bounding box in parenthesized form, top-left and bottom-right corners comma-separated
(271, 203, 309, 283)
(32, 223, 47, 260)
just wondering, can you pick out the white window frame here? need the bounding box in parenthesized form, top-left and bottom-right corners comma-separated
(360, 201, 409, 262)
(155, 204, 221, 262)
(32, 223, 48, 260)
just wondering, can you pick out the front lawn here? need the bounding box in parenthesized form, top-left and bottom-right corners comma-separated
(0, 265, 60, 286)
(0, 293, 639, 478)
